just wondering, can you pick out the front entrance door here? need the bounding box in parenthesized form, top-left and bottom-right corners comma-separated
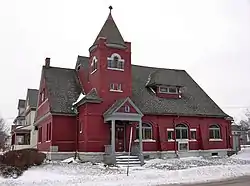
(116, 126, 125, 152)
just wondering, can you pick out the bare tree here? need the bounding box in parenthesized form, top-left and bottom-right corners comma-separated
(239, 109, 250, 130)
(0, 117, 9, 150)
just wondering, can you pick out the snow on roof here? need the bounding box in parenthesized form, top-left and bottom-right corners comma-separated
(72, 93, 85, 106)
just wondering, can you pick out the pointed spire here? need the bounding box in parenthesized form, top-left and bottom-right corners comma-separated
(91, 6, 126, 49)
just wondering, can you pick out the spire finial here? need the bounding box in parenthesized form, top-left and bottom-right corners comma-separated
(109, 5, 113, 13)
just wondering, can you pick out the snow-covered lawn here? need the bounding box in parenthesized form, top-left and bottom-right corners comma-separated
(1, 150, 250, 186)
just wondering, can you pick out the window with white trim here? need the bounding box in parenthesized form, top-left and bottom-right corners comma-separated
(190, 129, 196, 140)
(110, 83, 122, 92)
(209, 124, 221, 139)
(159, 86, 178, 94)
(167, 128, 174, 140)
(178, 141, 188, 151)
(136, 123, 152, 140)
(91, 56, 98, 73)
(107, 53, 125, 71)
(124, 105, 130, 112)
(176, 124, 188, 139)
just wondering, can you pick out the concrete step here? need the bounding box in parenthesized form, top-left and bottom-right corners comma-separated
(116, 155, 141, 167)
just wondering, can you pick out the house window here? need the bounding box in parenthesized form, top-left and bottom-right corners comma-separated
(107, 53, 125, 71)
(46, 123, 51, 141)
(176, 124, 188, 139)
(79, 121, 83, 134)
(38, 127, 42, 143)
(209, 124, 221, 139)
(91, 56, 98, 73)
(159, 86, 178, 94)
(125, 105, 130, 112)
(167, 129, 174, 140)
(190, 129, 196, 140)
(178, 141, 188, 151)
(110, 83, 122, 92)
(136, 123, 152, 140)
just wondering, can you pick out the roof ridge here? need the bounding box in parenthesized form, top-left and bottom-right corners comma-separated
(42, 65, 75, 71)
(132, 64, 186, 72)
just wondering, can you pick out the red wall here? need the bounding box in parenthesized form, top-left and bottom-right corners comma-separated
(137, 115, 232, 152)
(52, 115, 76, 152)
(37, 114, 52, 151)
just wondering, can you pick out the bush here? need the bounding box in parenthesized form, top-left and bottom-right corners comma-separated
(1, 148, 46, 170)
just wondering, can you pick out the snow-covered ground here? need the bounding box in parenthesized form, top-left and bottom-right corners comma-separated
(1, 150, 250, 186)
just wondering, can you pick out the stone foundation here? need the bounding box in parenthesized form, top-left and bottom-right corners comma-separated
(43, 149, 230, 162)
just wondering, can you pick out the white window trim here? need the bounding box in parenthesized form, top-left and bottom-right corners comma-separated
(159, 86, 178, 94)
(90, 69, 97, 74)
(209, 139, 223, 142)
(190, 129, 197, 140)
(168, 139, 175, 142)
(109, 83, 123, 92)
(107, 67, 124, 71)
(134, 139, 156, 142)
(167, 128, 174, 131)
(107, 53, 125, 71)
(178, 141, 189, 151)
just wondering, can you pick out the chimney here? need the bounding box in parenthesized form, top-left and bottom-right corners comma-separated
(45, 57, 50, 68)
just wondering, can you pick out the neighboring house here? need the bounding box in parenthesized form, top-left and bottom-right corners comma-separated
(34, 7, 233, 163)
(231, 124, 250, 146)
(11, 89, 39, 150)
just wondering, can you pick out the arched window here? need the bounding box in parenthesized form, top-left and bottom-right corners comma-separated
(136, 123, 152, 140)
(91, 56, 98, 73)
(107, 53, 125, 70)
(176, 124, 188, 139)
(209, 124, 221, 139)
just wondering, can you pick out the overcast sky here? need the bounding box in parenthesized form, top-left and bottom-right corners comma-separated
(0, 0, 250, 124)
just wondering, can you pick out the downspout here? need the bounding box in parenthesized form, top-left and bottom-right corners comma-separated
(173, 115, 179, 158)
(75, 112, 79, 159)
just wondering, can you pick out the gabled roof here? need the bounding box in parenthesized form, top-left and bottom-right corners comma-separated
(91, 12, 126, 48)
(131, 65, 228, 117)
(43, 66, 82, 114)
(73, 88, 102, 107)
(26, 89, 39, 108)
(59, 58, 229, 117)
(104, 97, 143, 117)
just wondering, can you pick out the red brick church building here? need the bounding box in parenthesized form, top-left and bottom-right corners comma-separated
(34, 7, 233, 164)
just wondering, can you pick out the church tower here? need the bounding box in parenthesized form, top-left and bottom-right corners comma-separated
(88, 6, 132, 103)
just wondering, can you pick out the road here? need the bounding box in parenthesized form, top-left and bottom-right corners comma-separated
(162, 176, 250, 186)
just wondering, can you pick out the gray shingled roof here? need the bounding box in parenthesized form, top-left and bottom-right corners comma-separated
(45, 56, 228, 117)
(91, 13, 126, 48)
(131, 65, 228, 117)
(43, 66, 82, 114)
(26, 89, 39, 108)
(18, 99, 25, 109)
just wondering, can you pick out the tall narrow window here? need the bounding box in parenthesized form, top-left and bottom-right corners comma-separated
(91, 56, 98, 73)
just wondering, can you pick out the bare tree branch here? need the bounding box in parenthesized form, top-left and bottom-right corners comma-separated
(0, 117, 9, 150)
(239, 109, 250, 130)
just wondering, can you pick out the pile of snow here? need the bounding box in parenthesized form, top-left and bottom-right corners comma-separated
(231, 148, 250, 161)
(61, 157, 79, 164)
(0, 156, 250, 185)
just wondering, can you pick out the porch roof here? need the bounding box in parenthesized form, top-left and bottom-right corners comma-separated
(103, 97, 143, 122)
